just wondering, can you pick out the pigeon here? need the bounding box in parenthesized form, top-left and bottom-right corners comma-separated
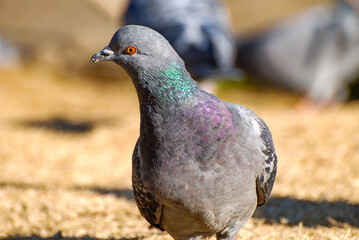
(236, 0, 359, 106)
(122, 0, 239, 80)
(91, 25, 277, 240)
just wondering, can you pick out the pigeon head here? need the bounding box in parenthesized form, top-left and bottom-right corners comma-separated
(91, 25, 186, 78)
(91, 25, 199, 101)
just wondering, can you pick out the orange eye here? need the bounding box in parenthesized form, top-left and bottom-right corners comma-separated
(126, 46, 137, 55)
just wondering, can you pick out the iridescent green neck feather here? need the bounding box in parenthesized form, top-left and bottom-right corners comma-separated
(136, 61, 200, 104)
(158, 62, 199, 100)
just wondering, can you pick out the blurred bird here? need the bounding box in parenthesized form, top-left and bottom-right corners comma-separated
(91, 25, 277, 240)
(122, 0, 240, 81)
(236, 0, 359, 106)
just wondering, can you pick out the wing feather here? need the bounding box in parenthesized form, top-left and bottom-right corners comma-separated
(132, 139, 164, 230)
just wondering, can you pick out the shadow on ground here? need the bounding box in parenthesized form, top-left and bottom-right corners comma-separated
(87, 186, 135, 200)
(14, 117, 117, 134)
(254, 197, 359, 227)
(1, 181, 358, 228)
(90, 184, 359, 228)
(0, 237, 138, 240)
(0, 231, 140, 240)
(0, 181, 134, 201)
(16, 117, 95, 134)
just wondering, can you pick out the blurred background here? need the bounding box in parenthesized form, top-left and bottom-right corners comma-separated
(0, 0, 358, 239)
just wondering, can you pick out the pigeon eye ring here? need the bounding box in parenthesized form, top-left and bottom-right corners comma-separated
(126, 46, 137, 55)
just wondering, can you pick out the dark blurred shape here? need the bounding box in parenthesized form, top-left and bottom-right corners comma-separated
(254, 196, 359, 227)
(122, 0, 240, 80)
(236, 0, 359, 105)
(349, 74, 359, 98)
(19, 117, 95, 134)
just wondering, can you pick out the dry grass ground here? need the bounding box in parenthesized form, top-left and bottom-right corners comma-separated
(0, 0, 358, 239)
(0, 66, 358, 240)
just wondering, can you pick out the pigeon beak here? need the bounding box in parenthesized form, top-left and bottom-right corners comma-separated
(90, 46, 116, 63)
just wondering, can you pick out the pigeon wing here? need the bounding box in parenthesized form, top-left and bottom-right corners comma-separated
(132, 139, 164, 230)
(253, 114, 277, 206)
